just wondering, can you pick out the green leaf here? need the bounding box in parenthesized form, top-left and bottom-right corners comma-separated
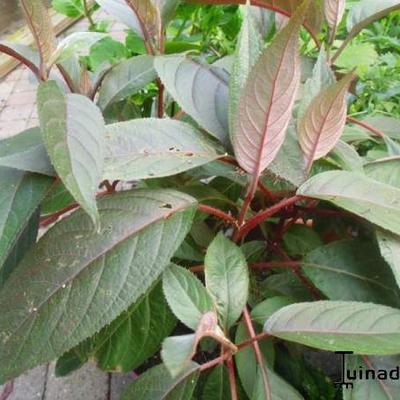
(267, 126, 307, 187)
(56, 282, 176, 375)
(229, 2, 263, 135)
(162, 334, 198, 378)
(163, 264, 214, 330)
(297, 170, 400, 236)
(235, 322, 303, 400)
(377, 231, 400, 292)
(0, 168, 52, 274)
(103, 118, 221, 181)
(347, 0, 400, 32)
(329, 140, 364, 172)
(264, 301, 400, 354)
(20, 0, 56, 65)
(343, 354, 400, 399)
(365, 157, 400, 188)
(0, 209, 40, 287)
(283, 224, 323, 257)
(232, 1, 308, 178)
(154, 55, 230, 144)
(302, 240, 400, 306)
(93, 281, 176, 372)
(251, 296, 295, 325)
(0, 128, 54, 176)
(298, 47, 335, 119)
(51, 32, 107, 64)
(204, 233, 249, 329)
(0, 189, 196, 383)
(38, 81, 105, 227)
(121, 362, 200, 400)
(97, 55, 156, 110)
(96, 0, 144, 37)
(201, 364, 231, 400)
(41, 181, 75, 215)
(162, 312, 230, 377)
(52, 0, 84, 17)
(335, 43, 378, 71)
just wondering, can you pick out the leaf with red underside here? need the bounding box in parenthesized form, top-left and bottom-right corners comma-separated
(185, 0, 323, 38)
(298, 71, 355, 173)
(324, 0, 346, 30)
(125, 0, 161, 40)
(233, 0, 309, 180)
(20, 0, 56, 68)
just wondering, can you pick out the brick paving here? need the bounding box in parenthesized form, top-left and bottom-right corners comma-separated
(0, 10, 126, 139)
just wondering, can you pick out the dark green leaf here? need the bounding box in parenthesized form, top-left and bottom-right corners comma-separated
(121, 362, 200, 400)
(297, 171, 400, 236)
(205, 233, 249, 329)
(38, 81, 105, 227)
(265, 301, 400, 354)
(98, 55, 156, 110)
(302, 240, 400, 306)
(104, 118, 220, 181)
(0, 128, 54, 176)
(0, 168, 52, 273)
(0, 189, 196, 383)
(154, 56, 230, 144)
(343, 355, 400, 399)
(163, 264, 214, 330)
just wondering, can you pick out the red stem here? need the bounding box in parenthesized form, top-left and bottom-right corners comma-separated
(243, 307, 272, 400)
(0, 44, 40, 79)
(236, 196, 302, 241)
(199, 352, 231, 371)
(198, 204, 238, 226)
(40, 203, 80, 227)
(226, 356, 238, 400)
(268, 241, 322, 300)
(237, 332, 270, 350)
(347, 116, 385, 138)
(0, 381, 14, 400)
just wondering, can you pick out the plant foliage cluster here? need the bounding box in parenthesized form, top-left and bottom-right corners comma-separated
(1, 0, 400, 399)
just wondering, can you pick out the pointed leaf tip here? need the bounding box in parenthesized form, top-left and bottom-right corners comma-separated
(233, 0, 310, 178)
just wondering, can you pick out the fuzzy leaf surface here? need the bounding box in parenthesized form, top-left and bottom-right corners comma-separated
(265, 301, 400, 354)
(0, 128, 54, 176)
(324, 0, 346, 30)
(154, 56, 230, 143)
(163, 264, 214, 330)
(20, 0, 56, 64)
(98, 55, 156, 110)
(0, 189, 196, 383)
(233, 2, 307, 176)
(0, 168, 52, 276)
(204, 233, 249, 329)
(121, 362, 200, 399)
(38, 81, 105, 227)
(298, 72, 354, 172)
(297, 171, 400, 236)
(302, 240, 400, 306)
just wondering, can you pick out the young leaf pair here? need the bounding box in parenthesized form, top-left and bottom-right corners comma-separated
(162, 233, 249, 377)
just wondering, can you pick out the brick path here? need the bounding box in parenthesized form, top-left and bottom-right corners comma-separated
(0, 10, 135, 400)
(0, 10, 126, 139)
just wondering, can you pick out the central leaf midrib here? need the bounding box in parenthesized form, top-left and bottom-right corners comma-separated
(7, 198, 193, 339)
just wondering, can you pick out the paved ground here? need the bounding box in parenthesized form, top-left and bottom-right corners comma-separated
(0, 10, 135, 400)
(0, 363, 133, 400)
(0, 10, 125, 139)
